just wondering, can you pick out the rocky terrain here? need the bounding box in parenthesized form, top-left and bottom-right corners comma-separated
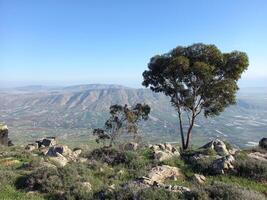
(0, 137, 266, 200)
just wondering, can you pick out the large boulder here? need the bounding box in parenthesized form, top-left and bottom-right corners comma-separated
(259, 138, 267, 150)
(211, 155, 235, 174)
(200, 139, 232, 156)
(46, 145, 73, 157)
(0, 124, 9, 146)
(149, 143, 180, 161)
(148, 165, 182, 183)
(36, 137, 57, 148)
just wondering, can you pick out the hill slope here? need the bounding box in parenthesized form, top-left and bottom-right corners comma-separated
(0, 84, 266, 147)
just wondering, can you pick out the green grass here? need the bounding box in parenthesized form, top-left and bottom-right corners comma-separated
(0, 185, 44, 200)
(206, 175, 267, 194)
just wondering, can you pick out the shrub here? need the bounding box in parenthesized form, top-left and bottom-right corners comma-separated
(93, 186, 184, 200)
(234, 157, 267, 181)
(19, 167, 62, 193)
(86, 148, 127, 166)
(205, 181, 266, 200)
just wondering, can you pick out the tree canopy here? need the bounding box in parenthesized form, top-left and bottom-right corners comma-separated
(142, 43, 249, 149)
(93, 103, 151, 147)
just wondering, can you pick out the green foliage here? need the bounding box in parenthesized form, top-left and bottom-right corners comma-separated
(205, 181, 266, 200)
(234, 156, 267, 181)
(95, 186, 184, 200)
(142, 43, 249, 149)
(93, 103, 151, 147)
(207, 175, 267, 194)
(0, 185, 44, 200)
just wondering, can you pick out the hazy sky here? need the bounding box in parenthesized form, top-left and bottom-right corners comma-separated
(0, 0, 267, 88)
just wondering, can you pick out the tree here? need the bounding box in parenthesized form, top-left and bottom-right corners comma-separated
(142, 43, 249, 150)
(93, 103, 151, 147)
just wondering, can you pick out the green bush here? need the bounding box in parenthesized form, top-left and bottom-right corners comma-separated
(86, 148, 127, 166)
(205, 181, 266, 200)
(234, 157, 267, 181)
(93, 186, 184, 200)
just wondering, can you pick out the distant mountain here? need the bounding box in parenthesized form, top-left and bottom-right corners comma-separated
(0, 84, 266, 147)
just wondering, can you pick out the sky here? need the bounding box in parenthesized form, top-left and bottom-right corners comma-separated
(0, 0, 267, 88)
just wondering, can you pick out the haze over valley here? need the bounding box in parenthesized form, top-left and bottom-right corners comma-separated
(1, 84, 266, 148)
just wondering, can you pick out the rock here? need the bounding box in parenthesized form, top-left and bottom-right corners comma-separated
(148, 165, 182, 183)
(80, 182, 92, 191)
(25, 143, 38, 151)
(36, 137, 57, 148)
(248, 152, 267, 162)
(0, 124, 9, 146)
(123, 142, 138, 151)
(165, 185, 191, 193)
(79, 158, 88, 163)
(46, 145, 73, 157)
(150, 143, 180, 161)
(124, 177, 190, 194)
(192, 174, 206, 184)
(211, 155, 235, 174)
(259, 138, 267, 150)
(48, 152, 68, 167)
(73, 149, 82, 158)
(200, 139, 230, 156)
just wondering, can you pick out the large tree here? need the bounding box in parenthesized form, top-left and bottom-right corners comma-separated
(142, 43, 249, 150)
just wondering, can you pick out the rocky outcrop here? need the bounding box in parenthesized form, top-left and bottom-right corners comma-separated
(48, 152, 68, 167)
(148, 165, 182, 183)
(125, 176, 190, 194)
(185, 140, 237, 175)
(211, 155, 235, 174)
(45, 145, 83, 166)
(259, 138, 267, 150)
(149, 143, 180, 161)
(25, 137, 57, 151)
(200, 139, 236, 156)
(36, 137, 57, 148)
(0, 124, 12, 146)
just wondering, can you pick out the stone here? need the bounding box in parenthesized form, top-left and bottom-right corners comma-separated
(0, 124, 9, 146)
(259, 138, 267, 150)
(248, 152, 267, 162)
(148, 165, 182, 183)
(25, 143, 38, 151)
(48, 152, 68, 167)
(192, 174, 206, 184)
(46, 145, 73, 157)
(35, 137, 57, 148)
(211, 155, 235, 174)
(73, 149, 82, 158)
(200, 139, 230, 156)
(80, 182, 92, 191)
(149, 143, 180, 161)
(123, 142, 138, 151)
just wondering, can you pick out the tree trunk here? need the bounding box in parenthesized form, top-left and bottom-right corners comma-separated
(178, 111, 186, 149)
(184, 116, 195, 149)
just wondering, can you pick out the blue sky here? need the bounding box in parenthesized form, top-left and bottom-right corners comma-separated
(0, 0, 267, 88)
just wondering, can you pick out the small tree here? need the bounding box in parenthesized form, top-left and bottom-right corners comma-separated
(142, 43, 249, 150)
(93, 103, 150, 147)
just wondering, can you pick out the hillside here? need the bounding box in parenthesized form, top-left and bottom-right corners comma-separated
(0, 138, 266, 200)
(0, 84, 267, 147)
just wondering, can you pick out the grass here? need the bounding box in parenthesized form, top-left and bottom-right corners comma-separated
(0, 185, 44, 200)
(206, 175, 267, 194)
